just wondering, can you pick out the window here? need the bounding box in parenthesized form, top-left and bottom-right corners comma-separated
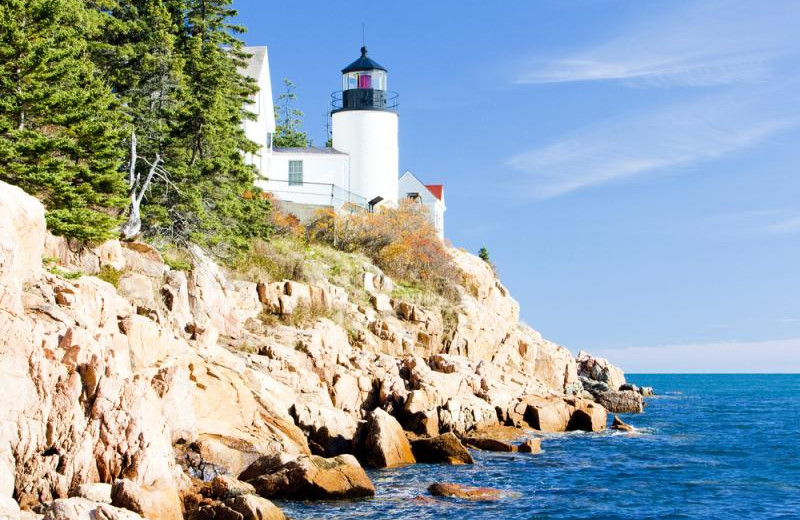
(343, 71, 387, 91)
(288, 160, 303, 186)
(358, 73, 372, 89)
(406, 192, 420, 200)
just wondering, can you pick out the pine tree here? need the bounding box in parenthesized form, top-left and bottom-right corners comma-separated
(88, 0, 183, 238)
(274, 78, 309, 148)
(0, 0, 128, 241)
(144, 0, 271, 254)
(91, 0, 182, 158)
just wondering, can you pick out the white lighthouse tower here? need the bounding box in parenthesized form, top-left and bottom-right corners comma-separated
(331, 47, 399, 208)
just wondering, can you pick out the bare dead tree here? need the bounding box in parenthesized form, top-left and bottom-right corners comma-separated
(121, 131, 161, 240)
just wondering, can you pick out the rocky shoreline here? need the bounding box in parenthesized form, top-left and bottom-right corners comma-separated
(0, 180, 651, 519)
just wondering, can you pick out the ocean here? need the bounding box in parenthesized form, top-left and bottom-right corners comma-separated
(276, 374, 800, 519)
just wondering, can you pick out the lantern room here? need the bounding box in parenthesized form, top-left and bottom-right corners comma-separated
(342, 46, 387, 90)
(335, 46, 396, 112)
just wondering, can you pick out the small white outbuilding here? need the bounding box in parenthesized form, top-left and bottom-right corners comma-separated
(398, 171, 446, 238)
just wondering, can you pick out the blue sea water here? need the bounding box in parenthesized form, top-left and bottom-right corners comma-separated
(276, 375, 800, 519)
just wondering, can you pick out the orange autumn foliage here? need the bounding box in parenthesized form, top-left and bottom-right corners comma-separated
(262, 192, 305, 239)
(309, 200, 457, 293)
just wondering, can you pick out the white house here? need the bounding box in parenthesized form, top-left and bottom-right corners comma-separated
(241, 45, 446, 236)
(241, 46, 275, 176)
(398, 171, 446, 238)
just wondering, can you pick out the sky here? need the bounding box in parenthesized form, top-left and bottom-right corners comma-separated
(233, 0, 800, 373)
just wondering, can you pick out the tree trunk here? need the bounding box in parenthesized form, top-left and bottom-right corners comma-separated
(121, 134, 160, 240)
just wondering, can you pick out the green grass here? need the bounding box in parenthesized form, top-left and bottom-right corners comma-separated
(97, 265, 124, 288)
(164, 254, 192, 271)
(391, 281, 423, 300)
(233, 237, 311, 283)
(47, 265, 82, 280)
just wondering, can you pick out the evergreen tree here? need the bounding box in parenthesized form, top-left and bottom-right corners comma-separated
(88, 0, 183, 238)
(0, 0, 128, 241)
(478, 247, 490, 263)
(90, 0, 182, 160)
(144, 0, 271, 254)
(273, 78, 309, 148)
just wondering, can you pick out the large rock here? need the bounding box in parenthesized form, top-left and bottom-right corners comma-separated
(462, 426, 527, 452)
(427, 483, 507, 501)
(565, 399, 607, 432)
(43, 497, 143, 520)
(75, 483, 112, 504)
(404, 409, 440, 438)
(465, 425, 529, 442)
(517, 438, 542, 454)
(119, 314, 176, 371)
(611, 415, 635, 432)
(462, 437, 516, 452)
(409, 433, 473, 465)
(121, 242, 166, 278)
(356, 408, 416, 468)
(241, 454, 375, 500)
(532, 340, 579, 393)
(437, 395, 499, 436)
(290, 403, 357, 457)
(111, 478, 183, 520)
(445, 250, 520, 363)
(0, 496, 21, 518)
(577, 351, 626, 391)
(518, 397, 572, 432)
(596, 390, 644, 414)
(209, 475, 256, 501)
(117, 273, 156, 308)
(226, 495, 286, 520)
(175, 355, 311, 476)
(188, 246, 260, 338)
(0, 180, 45, 314)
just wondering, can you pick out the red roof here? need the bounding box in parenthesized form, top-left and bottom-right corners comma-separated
(425, 184, 444, 201)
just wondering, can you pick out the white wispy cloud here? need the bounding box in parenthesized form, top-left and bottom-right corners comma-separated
(516, 0, 800, 86)
(766, 215, 800, 234)
(505, 0, 800, 197)
(591, 337, 800, 373)
(506, 91, 799, 198)
(716, 210, 800, 235)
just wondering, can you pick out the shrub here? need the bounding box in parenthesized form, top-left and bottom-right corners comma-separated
(164, 255, 192, 272)
(48, 265, 82, 280)
(258, 299, 342, 330)
(308, 200, 458, 301)
(97, 265, 123, 288)
(264, 193, 306, 239)
(281, 300, 334, 328)
(233, 238, 309, 283)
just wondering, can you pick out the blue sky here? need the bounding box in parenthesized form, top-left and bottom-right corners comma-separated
(233, 0, 800, 372)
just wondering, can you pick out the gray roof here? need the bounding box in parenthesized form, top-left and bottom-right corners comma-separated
(242, 46, 267, 80)
(273, 147, 348, 155)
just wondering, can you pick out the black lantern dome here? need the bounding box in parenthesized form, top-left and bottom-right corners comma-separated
(332, 47, 397, 113)
(342, 46, 387, 74)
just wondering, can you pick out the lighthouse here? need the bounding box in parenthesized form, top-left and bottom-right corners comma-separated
(331, 46, 399, 208)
